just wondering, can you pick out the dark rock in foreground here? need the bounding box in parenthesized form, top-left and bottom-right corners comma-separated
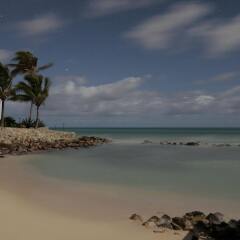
(129, 211, 240, 240)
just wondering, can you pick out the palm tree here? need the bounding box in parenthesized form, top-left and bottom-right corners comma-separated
(9, 51, 53, 77)
(12, 75, 36, 122)
(15, 74, 51, 128)
(0, 63, 14, 127)
(9, 51, 53, 122)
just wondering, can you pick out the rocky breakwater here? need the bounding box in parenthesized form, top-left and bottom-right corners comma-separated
(0, 128, 110, 157)
(130, 211, 240, 240)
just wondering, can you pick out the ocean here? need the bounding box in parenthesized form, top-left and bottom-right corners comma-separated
(54, 127, 240, 145)
(25, 128, 240, 206)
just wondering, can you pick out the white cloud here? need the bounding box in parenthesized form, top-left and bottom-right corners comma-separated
(40, 75, 240, 118)
(195, 95, 215, 105)
(196, 71, 239, 84)
(190, 16, 240, 55)
(0, 49, 12, 63)
(51, 76, 142, 99)
(17, 14, 64, 36)
(126, 2, 211, 49)
(4, 75, 240, 126)
(52, 75, 87, 94)
(125, 1, 240, 56)
(86, 0, 159, 17)
(210, 71, 239, 82)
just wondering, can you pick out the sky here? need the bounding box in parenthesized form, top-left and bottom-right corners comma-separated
(0, 0, 240, 127)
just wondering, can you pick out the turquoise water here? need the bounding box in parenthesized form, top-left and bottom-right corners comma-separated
(55, 128, 240, 144)
(27, 128, 240, 203)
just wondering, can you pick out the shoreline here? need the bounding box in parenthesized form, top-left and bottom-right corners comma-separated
(0, 153, 239, 240)
(1, 154, 240, 219)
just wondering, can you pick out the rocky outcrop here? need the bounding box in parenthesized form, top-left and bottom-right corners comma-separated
(141, 140, 240, 147)
(160, 141, 200, 146)
(129, 211, 240, 240)
(0, 128, 110, 156)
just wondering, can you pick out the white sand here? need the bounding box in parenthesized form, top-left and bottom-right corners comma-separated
(0, 188, 189, 240)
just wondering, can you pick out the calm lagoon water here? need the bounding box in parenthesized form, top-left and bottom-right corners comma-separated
(26, 128, 240, 203)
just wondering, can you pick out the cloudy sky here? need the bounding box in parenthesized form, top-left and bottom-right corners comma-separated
(1, 0, 240, 127)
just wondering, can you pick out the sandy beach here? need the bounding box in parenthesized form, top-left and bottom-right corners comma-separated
(0, 152, 239, 240)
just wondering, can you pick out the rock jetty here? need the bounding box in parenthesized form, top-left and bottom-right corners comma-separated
(0, 128, 109, 157)
(130, 211, 240, 240)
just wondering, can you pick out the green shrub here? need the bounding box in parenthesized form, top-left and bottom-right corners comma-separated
(4, 116, 17, 127)
(19, 118, 45, 128)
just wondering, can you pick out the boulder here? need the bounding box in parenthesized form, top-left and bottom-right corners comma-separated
(142, 216, 160, 229)
(146, 215, 160, 223)
(129, 214, 143, 223)
(191, 221, 210, 239)
(142, 221, 158, 229)
(157, 214, 173, 229)
(207, 212, 224, 225)
(172, 217, 187, 230)
(185, 142, 200, 146)
(142, 140, 153, 144)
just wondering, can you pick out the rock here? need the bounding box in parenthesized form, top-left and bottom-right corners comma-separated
(207, 212, 224, 225)
(191, 221, 210, 239)
(142, 140, 153, 144)
(228, 219, 239, 228)
(129, 211, 240, 240)
(157, 214, 173, 229)
(130, 211, 240, 240)
(210, 222, 238, 240)
(142, 216, 160, 229)
(146, 215, 160, 223)
(172, 217, 187, 230)
(142, 221, 158, 229)
(184, 211, 206, 221)
(185, 142, 200, 146)
(129, 214, 143, 223)
(185, 219, 195, 230)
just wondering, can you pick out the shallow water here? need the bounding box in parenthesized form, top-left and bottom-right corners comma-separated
(2, 128, 238, 219)
(27, 142, 240, 203)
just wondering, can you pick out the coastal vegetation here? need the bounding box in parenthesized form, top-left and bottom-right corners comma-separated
(0, 63, 14, 127)
(0, 51, 52, 128)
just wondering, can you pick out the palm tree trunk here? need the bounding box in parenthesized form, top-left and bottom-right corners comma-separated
(29, 101, 33, 121)
(1, 100, 5, 127)
(35, 106, 39, 128)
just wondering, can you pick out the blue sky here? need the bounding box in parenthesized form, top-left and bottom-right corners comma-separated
(0, 0, 240, 127)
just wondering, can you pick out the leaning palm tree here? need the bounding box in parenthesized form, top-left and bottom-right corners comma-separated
(9, 51, 53, 77)
(9, 51, 53, 122)
(15, 74, 51, 128)
(0, 63, 14, 127)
